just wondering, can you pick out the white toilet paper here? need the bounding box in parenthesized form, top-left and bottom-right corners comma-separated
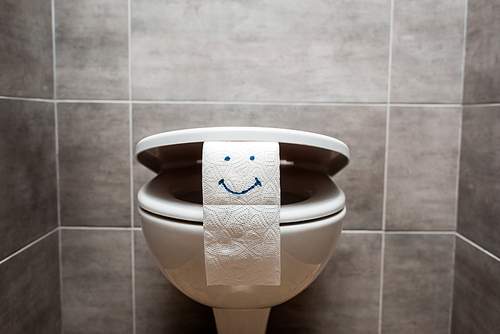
(202, 141, 281, 286)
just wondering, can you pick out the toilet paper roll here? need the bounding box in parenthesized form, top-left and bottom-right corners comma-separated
(202, 141, 281, 286)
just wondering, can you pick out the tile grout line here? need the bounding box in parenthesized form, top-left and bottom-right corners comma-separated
(56, 99, 130, 104)
(378, 130, 388, 330)
(51, 0, 57, 102)
(0, 228, 60, 266)
(59, 226, 140, 231)
(450, 103, 463, 332)
(128, 0, 136, 332)
(54, 101, 63, 334)
(342, 230, 383, 234)
(384, 230, 456, 235)
(24, 226, 459, 234)
(15, 98, 500, 108)
(54, 103, 60, 226)
(132, 100, 390, 106)
(456, 232, 500, 263)
(343, 230, 456, 234)
(57, 228, 64, 332)
(9, 95, 496, 108)
(379, 0, 395, 332)
(388, 103, 462, 108)
(41, 98, 464, 108)
(0, 96, 54, 103)
(459, 0, 469, 104)
(50, 226, 461, 234)
(448, 233, 457, 334)
(50, 0, 64, 331)
(1, 95, 477, 108)
(453, 105, 463, 242)
(450, 1, 468, 331)
(462, 102, 500, 107)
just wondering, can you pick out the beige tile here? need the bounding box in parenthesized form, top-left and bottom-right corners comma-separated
(58, 103, 131, 226)
(390, 0, 465, 103)
(132, 0, 390, 102)
(133, 104, 386, 230)
(381, 234, 454, 334)
(55, 0, 129, 99)
(61, 229, 133, 334)
(0, 100, 57, 260)
(386, 106, 460, 231)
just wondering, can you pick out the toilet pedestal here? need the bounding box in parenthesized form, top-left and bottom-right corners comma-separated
(213, 308, 271, 334)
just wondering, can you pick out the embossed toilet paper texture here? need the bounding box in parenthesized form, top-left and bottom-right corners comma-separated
(203, 141, 281, 286)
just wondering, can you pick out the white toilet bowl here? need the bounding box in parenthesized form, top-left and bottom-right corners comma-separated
(135, 127, 349, 334)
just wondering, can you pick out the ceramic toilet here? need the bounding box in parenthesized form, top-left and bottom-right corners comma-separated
(135, 127, 350, 334)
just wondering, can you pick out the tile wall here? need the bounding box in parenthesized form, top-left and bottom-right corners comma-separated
(0, 0, 60, 332)
(452, 0, 500, 331)
(0, 0, 499, 333)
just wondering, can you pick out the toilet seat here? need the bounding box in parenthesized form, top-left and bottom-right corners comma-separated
(136, 127, 350, 224)
(137, 164, 345, 224)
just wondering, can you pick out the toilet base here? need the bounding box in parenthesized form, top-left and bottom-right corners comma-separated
(213, 308, 271, 334)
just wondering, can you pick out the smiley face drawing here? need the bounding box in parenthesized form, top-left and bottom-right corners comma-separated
(202, 141, 280, 206)
(218, 155, 263, 195)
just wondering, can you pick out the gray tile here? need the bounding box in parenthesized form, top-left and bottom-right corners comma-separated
(0, 100, 57, 260)
(267, 233, 381, 334)
(61, 229, 133, 334)
(451, 237, 500, 334)
(58, 103, 131, 227)
(458, 105, 500, 257)
(0, 232, 61, 333)
(132, 104, 386, 230)
(390, 0, 465, 103)
(463, 0, 500, 103)
(55, 0, 128, 99)
(0, 0, 53, 98)
(386, 107, 461, 231)
(134, 231, 217, 334)
(132, 0, 390, 102)
(381, 234, 454, 334)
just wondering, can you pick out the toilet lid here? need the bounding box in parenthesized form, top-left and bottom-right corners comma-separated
(136, 127, 350, 223)
(136, 127, 350, 177)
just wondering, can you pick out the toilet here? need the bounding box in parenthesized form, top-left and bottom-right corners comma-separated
(135, 127, 350, 334)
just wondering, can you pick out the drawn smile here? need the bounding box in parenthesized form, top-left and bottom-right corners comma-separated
(218, 177, 262, 195)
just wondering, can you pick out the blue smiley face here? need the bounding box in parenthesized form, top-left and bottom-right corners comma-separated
(218, 155, 262, 195)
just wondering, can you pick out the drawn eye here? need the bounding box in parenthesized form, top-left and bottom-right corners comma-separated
(225, 156, 231, 161)
(250, 156, 255, 161)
